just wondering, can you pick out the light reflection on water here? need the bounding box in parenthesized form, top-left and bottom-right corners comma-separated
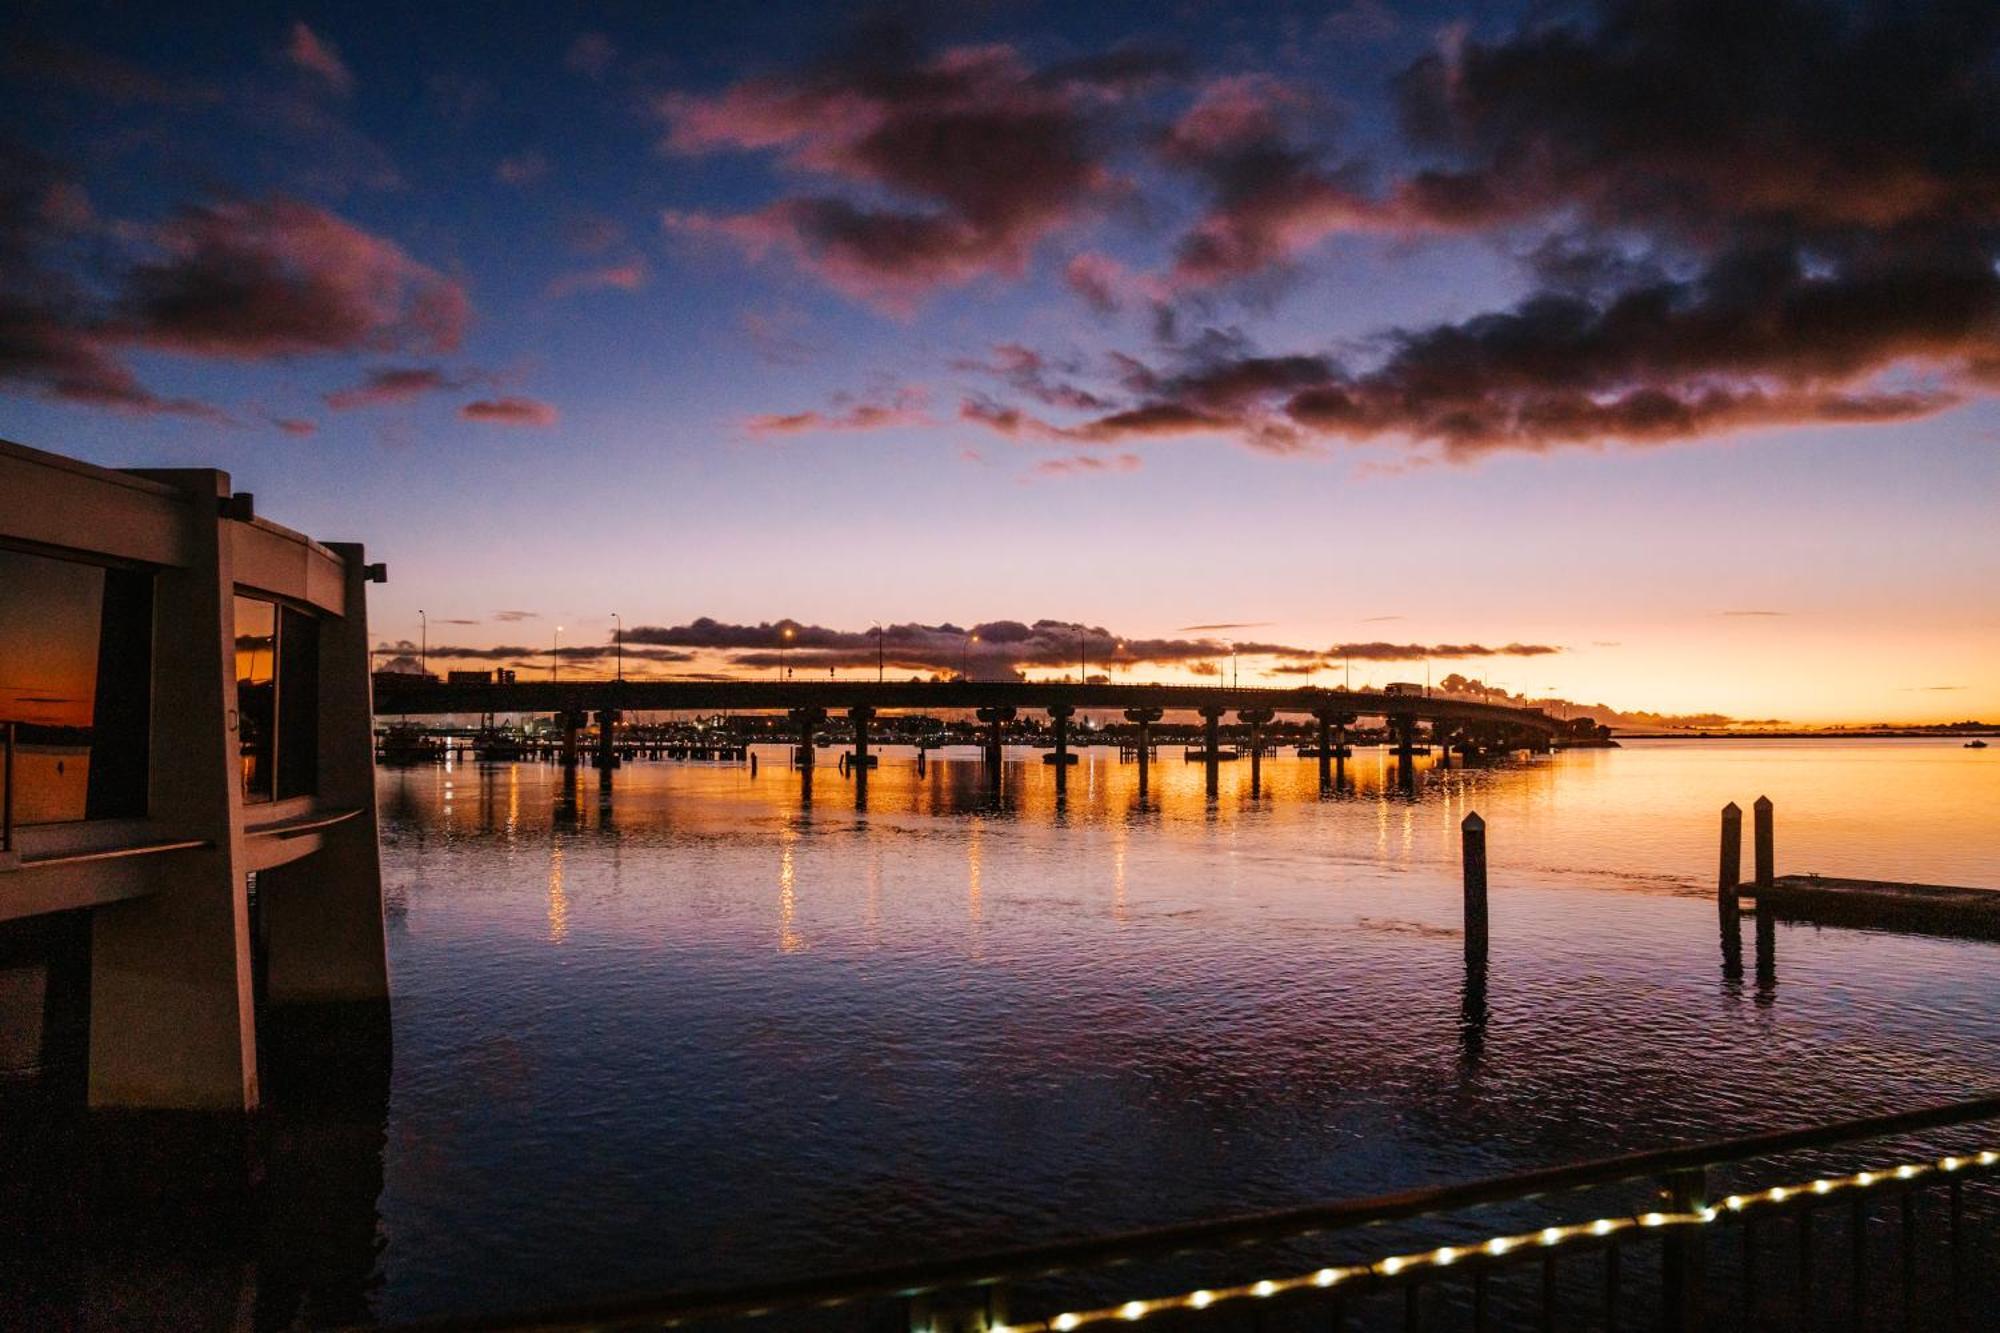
(364, 739, 1998, 1321)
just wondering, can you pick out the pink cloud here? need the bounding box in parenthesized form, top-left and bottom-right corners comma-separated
(743, 386, 931, 437)
(495, 151, 549, 186)
(658, 39, 1135, 308)
(547, 260, 648, 298)
(285, 22, 352, 96)
(112, 197, 469, 360)
(460, 397, 558, 427)
(271, 416, 317, 437)
(1028, 452, 1143, 479)
(325, 365, 466, 410)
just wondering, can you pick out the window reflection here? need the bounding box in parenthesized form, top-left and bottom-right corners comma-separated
(0, 545, 151, 825)
(236, 597, 277, 803)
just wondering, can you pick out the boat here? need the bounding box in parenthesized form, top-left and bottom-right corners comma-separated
(1968, 739, 1989, 749)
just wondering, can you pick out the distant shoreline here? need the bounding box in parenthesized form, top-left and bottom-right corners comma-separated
(1614, 730, 1997, 741)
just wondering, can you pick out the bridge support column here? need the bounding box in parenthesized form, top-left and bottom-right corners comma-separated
(560, 710, 581, 769)
(1434, 725, 1451, 770)
(1239, 707, 1273, 797)
(975, 706, 1015, 790)
(1123, 707, 1161, 797)
(1047, 704, 1074, 795)
(849, 705, 873, 767)
(1199, 706, 1225, 798)
(788, 706, 825, 769)
(595, 709, 621, 772)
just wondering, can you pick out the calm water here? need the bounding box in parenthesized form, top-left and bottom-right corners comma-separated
(365, 740, 1999, 1321)
(7, 740, 2000, 1327)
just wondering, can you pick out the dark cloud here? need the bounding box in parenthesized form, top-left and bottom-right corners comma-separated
(325, 365, 468, 410)
(376, 639, 693, 664)
(920, 1, 2000, 460)
(460, 396, 558, 426)
(617, 616, 1560, 679)
(1177, 622, 1273, 632)
(1721, 610, 1787, 617)
(659, 24, 1161, 308)
(492, 610, 539, 622)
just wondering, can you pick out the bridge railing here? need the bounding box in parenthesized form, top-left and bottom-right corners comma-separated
(395, 1092, 2000, 1332)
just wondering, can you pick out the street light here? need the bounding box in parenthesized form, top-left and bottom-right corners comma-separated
(419, 608, 427, 677)
(873, 621, 884, 683)
(613, 612, 623, 682)
(553, 625, 562, 684)
(781, 625, 794, 680)
(1076, 624, 1087, 683)
(963, 631, 979, 681)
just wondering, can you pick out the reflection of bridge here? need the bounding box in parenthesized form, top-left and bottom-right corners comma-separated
(372, 678, 1560, 797)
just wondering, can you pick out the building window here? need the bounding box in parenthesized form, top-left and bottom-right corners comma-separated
(0, 545, 153, 825)
(277, 606, 319, 800)
(235, 597, 277, 803)
(235, 596, 320, 804)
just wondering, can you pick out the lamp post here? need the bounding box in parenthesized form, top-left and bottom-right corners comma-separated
(419, 609, 427, 676)
(781, 625, 794, 680)
(1077, 625, 1086, 684)
(962, 631, 979, 681)
(613, 612, 623, 682)
(553, 625, 562, 684)
(873, 621, 884, 683)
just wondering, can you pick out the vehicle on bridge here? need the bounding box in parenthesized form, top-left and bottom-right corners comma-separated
(1384, 682, 1425, 697)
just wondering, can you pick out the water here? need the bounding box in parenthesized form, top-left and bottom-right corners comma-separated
(9, 740, 2000, 1325)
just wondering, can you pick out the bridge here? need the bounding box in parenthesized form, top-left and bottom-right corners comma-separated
(372, 677, 1562, 796)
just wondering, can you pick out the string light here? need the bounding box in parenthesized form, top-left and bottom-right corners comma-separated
(988, 1148, 1998, 1333)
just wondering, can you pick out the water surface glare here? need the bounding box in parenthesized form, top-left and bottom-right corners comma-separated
(371, 739, 2000, 1321)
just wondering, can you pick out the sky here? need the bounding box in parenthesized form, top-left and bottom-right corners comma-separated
(2, 0, 1996, 725)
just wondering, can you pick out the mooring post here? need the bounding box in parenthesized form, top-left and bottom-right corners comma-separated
(1753, 795, 1774, 889)
(1314, 711, 1333, 790)
(1462, 812, 1488, 967)
(1049, 703, 1072, 795)
(1200, 705, 1223, 797)
(1718, 802, 1742, 912)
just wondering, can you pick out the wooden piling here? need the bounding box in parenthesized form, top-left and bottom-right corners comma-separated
(1462, 812, 1488, 965)
(1753, 795, 1774, 889)
(1718, 802, 1742, 910)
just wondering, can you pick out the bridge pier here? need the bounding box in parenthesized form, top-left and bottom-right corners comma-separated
(975, 706, 1015, 783)
(1199, 705, 1225, 798)
(1047, 704, 1074, 795)
(595, 709, 621, 772)
(1434, 724, 1451, 770)
(1123, 707, 1161, 797)
(849, 705, 873, 766)
(1240, 707, 1274, 797)
(788, 706, 826, 769)
(560, 710, 582, 769)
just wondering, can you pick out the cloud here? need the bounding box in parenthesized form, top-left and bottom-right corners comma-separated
(376, 639, 694, 664)
(286, 23, 353, 96)
(460, 396, 558, 426)
(1360, 615, 1404, 623)
(658, 26, 1152, 309)
(614, 616, 1559, 679)
(1178, 622, 1274, 632)
(937, 2, 2000, 460)
(112, 197, 469, 360)
(493, 610, 539, 622)
(1028, 452, 1142, 478)
(495, 151, 549, 186)
(324, 365, 468, 409)
(547, 260, 648, 298)
(271, 416, 316, 437)
(1721, 610, 1788, 617)
(744, 386, 930, 436)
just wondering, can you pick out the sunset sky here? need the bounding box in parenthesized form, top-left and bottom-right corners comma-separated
(3, 1, 1996, 724)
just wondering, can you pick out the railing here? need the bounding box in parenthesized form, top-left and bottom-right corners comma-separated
(392, 1093, 2000, 1332)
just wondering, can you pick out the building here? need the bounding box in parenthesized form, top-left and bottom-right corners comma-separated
(0, 438, 387, 1111)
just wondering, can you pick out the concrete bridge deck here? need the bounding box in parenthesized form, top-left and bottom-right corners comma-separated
(371, 677, 1562, 733)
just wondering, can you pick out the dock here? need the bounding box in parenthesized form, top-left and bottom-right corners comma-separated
(1749, 875, 2000, 941)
